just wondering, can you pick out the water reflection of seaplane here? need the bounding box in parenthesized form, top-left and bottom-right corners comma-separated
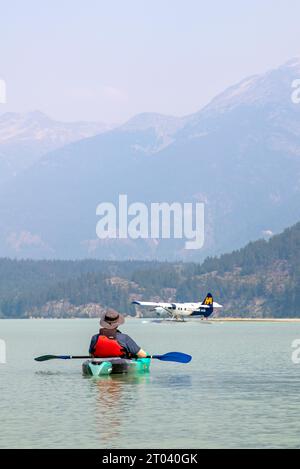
(132, 292, 223, 322)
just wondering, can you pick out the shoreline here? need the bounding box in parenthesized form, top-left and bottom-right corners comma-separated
(210, 317, 300, 323)
(1, 316, 300, 322)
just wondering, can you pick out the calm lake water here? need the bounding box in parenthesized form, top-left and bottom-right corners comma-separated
(0, 319, 300, 449)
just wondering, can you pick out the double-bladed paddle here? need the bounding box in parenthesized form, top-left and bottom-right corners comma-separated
(34, 351, 192, 364)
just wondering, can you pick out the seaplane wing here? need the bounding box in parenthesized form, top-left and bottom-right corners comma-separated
(132, 301, 173, 309)
(211, 301, 223, 308)
(132, 293, 223, 321)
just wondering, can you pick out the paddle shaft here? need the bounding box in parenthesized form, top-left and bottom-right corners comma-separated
(64, 356, 90, 359)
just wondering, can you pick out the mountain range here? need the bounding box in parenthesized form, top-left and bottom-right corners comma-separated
(0, 110, 114, 183)
(0, 58, 300, 260)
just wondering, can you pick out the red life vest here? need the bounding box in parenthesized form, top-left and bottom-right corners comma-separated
(92, 335, 125, 358)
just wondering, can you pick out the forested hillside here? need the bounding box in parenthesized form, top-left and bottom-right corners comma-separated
(0, 221, 300, 318)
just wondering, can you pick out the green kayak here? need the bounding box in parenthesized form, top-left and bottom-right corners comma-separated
(82, 357, 151, 377)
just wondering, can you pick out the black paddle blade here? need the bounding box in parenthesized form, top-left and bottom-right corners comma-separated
(34, 355, 58, 362)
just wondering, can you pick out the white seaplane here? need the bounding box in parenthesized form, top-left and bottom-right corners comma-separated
(132, 292, 222, 321)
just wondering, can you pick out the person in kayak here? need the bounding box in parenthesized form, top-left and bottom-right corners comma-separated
(89, 309, 147, 359)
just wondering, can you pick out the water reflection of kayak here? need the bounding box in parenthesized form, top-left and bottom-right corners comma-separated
(82, 357, 151, 377)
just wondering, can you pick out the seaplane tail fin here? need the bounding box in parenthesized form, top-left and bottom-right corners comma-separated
(201, 292, 214, 317)
(202, 292, 213, 306)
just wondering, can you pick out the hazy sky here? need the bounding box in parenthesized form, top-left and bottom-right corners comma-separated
(0, 0, 299, 123)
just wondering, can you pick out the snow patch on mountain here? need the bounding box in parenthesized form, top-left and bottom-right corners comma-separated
(0, 111, 116, 182)
(0, 111, 113, 144)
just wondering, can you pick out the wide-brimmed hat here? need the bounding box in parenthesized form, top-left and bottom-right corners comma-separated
(100, 308, 125, 329)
